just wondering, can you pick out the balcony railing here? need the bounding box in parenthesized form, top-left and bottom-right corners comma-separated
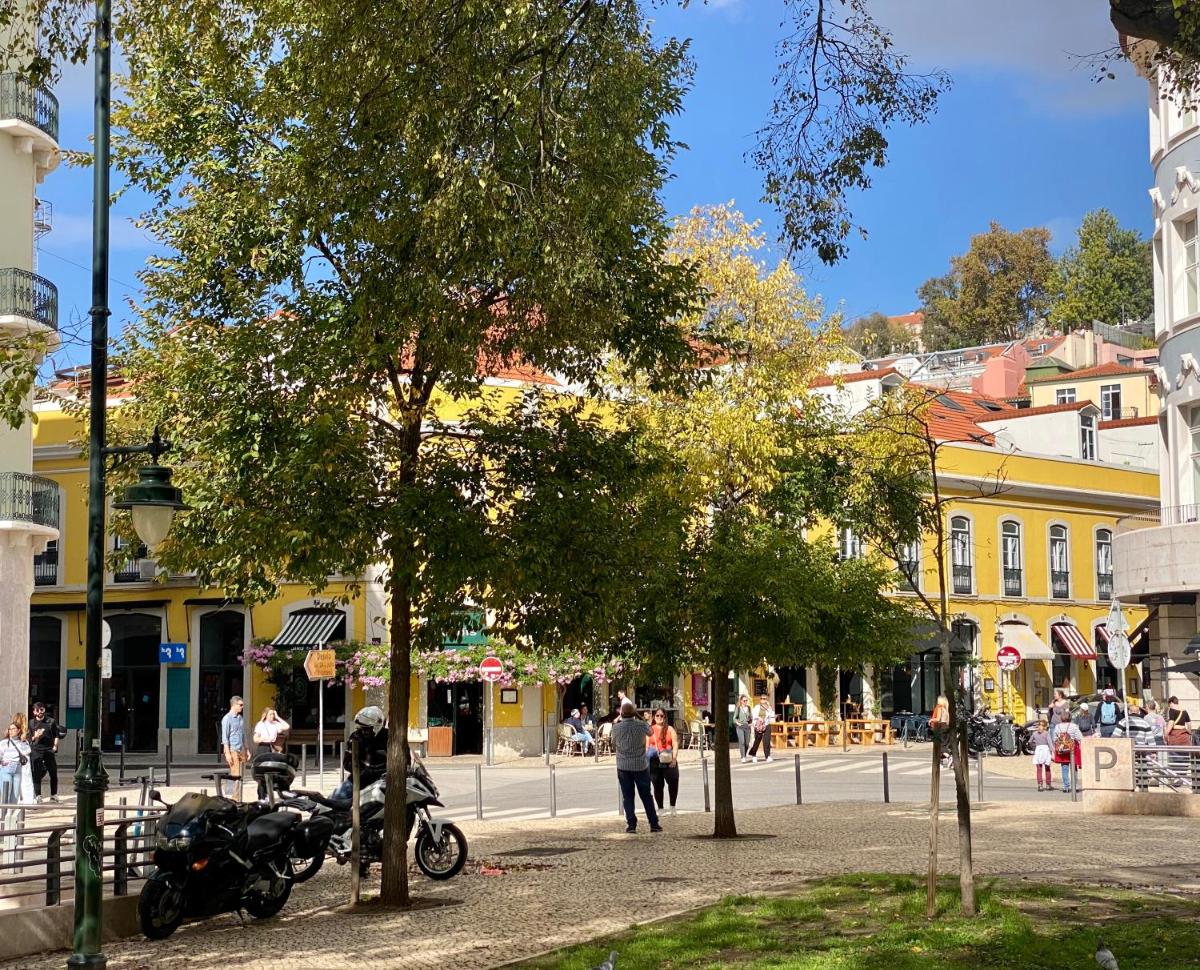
(1003, 567, 1023, 597)
(34, 542, 58, 585)
(1117, 505, 1200, 534)
(1051, 570, 1070, 599)
(0, 267, 59, 330)
(114, 544, 150, 583)
(0, 472, 59, 529)
(952, 564, 973, 594)
(0, 73, 59, 142)
(1097, 572, 1113, 601)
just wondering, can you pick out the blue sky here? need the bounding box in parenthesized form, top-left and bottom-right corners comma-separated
(37, 0, 1151, 371)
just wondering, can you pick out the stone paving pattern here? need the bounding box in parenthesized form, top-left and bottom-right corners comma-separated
(7, 800, 1200, 970)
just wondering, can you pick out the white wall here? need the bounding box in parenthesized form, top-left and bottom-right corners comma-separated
(1098, 425, 1160, 470)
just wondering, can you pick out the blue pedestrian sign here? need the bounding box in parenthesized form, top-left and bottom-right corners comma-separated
(159, 642, 187, 664)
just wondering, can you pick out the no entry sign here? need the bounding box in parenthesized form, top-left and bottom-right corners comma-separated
(479, 656, 504, 682)
(996, 645, 1022, 671)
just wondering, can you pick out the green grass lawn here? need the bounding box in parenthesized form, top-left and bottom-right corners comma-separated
(513, 874, 1200, 969)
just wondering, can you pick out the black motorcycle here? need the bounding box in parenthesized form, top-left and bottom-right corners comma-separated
(283, 752, 467, 882)
(965, 710, 1017, 756)
(138, 786, 332, 940)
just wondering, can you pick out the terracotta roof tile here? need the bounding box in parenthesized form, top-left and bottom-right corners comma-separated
(976, 401, 1096, 421)
(1099, 415, 1159, 429)
(811, 367, 899, 387)
(1026, 361, 1150, 384)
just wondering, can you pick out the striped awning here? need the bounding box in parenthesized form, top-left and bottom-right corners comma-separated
(1052, 623, 1096, 660)
(999, 623, 1054, 661)
(271, 610, 343, 648)
(1095, 624, 1109, 645)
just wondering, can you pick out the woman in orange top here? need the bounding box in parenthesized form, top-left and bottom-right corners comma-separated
(648, 710, 680, 816)
(930, 695, 952, 768)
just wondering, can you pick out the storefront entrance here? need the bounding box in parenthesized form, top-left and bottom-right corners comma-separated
(427, 682, 482, 755)
(102, 612, 162, 752)
(773, 667, 807, 719)
(198, 610, 245, 753)
(29, 615, 63, 715)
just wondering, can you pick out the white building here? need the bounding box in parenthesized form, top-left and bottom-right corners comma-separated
(1113, 51, 1200, 710)
(0, 30, 61, 722)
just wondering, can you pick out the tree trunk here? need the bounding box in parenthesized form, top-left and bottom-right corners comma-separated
(378, 556, 413, 908)
(926, 734, 940, 918)
(711, 664, 736, 838)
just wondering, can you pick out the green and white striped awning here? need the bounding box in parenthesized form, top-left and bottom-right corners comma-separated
(271, 610, 343, 648)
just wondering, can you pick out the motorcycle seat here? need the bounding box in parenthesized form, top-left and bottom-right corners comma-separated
(288, 789, 352, 811)
(246, 810, 301, 852)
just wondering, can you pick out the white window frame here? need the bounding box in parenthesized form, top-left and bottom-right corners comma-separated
(1179, 216, 1200, 318)
(950, 515, 973, 594)
(1099, 384, 1122, 421)
(839, 527, 862, 561)
(1048, 524, 1070, 599)
(1000, 519, 1023, 597)
(1056, 387, 1076, 405)
(1095, 527, 1113, 601)
(1080, 413, 1097, 461)
(897, 539, 920, 592)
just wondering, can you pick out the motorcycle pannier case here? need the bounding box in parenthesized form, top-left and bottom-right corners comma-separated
(294, 814, 335, 856)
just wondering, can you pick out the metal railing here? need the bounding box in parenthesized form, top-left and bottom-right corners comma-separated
(33, 543, 57, 585)
(1002, 567, 1023, 597)
(114, 545, 151, 583)
(952, 564, 973, 595)
(0, 267, 59, 330)
(1050, 570, 1070, 600)
(1134, 745, 1200, 794)
(1117, 504, 1200, 534)
(0, 73, 59, 142)
(0, 472, 59, 528)
(1096, 573, 1113, 601)
(0, 800, 162, 908)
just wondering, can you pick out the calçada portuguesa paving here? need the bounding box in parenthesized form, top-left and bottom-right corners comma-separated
(7, 800, 1200, 970)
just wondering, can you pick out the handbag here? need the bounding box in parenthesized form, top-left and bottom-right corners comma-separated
(1167, 713, 1192, 746)
(658, 747, 675, 766)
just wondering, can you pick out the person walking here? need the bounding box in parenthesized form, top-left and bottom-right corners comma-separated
(734, 694, 753, 763)
(930, 694, 952, 769)
(1030, 718, 1052, 792)
(1096, 688, 1121, 739)
(1166, 696, 1193, 746)
(648, 709, 680, 816)
(29, 701, 64, 803)
(1051, 711, 1083, 793)
(220, 695, 249, 799)
(611, 700, 661, 833)
(1145, 699, 1166, 745)
(746, 693, 776, 763)
(0, 723, 29, 807)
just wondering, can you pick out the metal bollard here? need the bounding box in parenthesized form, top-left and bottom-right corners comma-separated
(976, 749, 984, 804)
(475, 764, 483, 820)
(794, 754, 802, 805)
(882, 751, 890, 804)
(301, 744, 308, 787)
(549, 763, 557, 818)
(1070, 759, 1079, 803)
(903, 719, 910, 749)
(701, 754, 711, 813)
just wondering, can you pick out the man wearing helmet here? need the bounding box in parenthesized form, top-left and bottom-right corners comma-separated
(332, 705, 388, 800)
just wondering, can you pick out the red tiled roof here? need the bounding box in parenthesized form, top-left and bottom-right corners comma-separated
(907, 385, 1017, 444)
(889, 311, 924, 330)
(811, 367, 899, 387)
(976, 401, 1096, 421)
(1026, 361, 1150, 384)
(1099, 415, 1159, 430)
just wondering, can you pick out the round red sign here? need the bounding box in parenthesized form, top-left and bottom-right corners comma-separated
(996, 645, 1022, 671)
(479, 656, 504, 682)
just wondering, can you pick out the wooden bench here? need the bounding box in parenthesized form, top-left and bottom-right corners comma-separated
(843, 719, 893, 745)
(771, 720, 831, 748)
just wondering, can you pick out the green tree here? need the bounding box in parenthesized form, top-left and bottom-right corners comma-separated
(1050, 209, 1153, 328)
(616, 205, 923, 838)
(107, 0, 695, 908)
(844, 311, 917, 356)
(919, 223, 1056, 350)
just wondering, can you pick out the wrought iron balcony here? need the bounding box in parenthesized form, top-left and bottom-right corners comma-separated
(1097, 572, 1113, 601)
(34, 541, 58, 585)
(114, 544, 150, 583)
(1003, 567, 1023, 597)
(0, 472, 59, 529)
(952, 564, 973, 595)
(1051, 570, 1070, 599)
(0, 268, 58, 331)
(0, 73, 59, 142)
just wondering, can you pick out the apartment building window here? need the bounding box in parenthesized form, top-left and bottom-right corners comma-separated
(897, 540, 920, 592)
(1080, 413, 1097, 461)
(1049, 524, 1070, 599)
(838, 527, 863, 561)
(1001, 520, 1023, 596)
(950, 515, 973, 594)
(33, 539, 58, 586)
(1181, 216, 1200, 317)
(1095, 528, 1113, 601)
(1100, 384, 1122, 421)
(1056, 388, 1076, 404)
(113, 535, 150, 583)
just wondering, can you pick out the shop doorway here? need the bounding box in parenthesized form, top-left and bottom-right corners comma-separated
(276, 611, 347, 732)
(102, 612, 162, 752)
(773, 667, 807, 719)
(29, 615, 63, 715)
(561, 675, 594, 720)
(427, 682, 483, 755)
(198, 611, 245, 753)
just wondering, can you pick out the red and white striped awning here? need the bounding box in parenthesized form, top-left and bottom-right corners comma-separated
(1052, 623, 1097, 660)
(1095, 624, 1109, 645)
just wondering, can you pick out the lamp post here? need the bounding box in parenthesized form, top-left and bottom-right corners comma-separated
(70, 3, 187, 965)
(993, 627, 1005, 718)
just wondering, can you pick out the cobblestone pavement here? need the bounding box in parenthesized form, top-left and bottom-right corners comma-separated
(9, 800, 1200, 970)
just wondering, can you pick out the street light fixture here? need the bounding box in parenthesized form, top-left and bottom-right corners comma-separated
(112, 431, 190, 548)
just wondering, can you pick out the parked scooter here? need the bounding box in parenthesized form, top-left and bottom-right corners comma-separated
(138, 773, 332, 939)
(283, 752, 468, 881)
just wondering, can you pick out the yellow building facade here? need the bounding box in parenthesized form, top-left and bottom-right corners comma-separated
(1027, 362, 1159, 421)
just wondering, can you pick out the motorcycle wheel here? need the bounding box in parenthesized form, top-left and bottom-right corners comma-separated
(243, 858, 294, 919)
(414, 824, 468, 881)
(138, 874, 185, 940)
(289, 847, 325, 883)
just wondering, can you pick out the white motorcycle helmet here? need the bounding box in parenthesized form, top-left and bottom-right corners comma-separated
(353, 705, 385, 735)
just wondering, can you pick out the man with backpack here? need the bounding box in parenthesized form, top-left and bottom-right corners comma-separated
(1097, 688, 1122, 738)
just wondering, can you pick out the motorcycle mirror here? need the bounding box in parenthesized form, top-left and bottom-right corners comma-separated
(149, 788, 166, 805)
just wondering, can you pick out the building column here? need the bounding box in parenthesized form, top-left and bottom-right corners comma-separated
(805, 665, 821, 718)
(861, 664, 877, 717)
(1155, 601, 1200, 709)
(0, 532, 36, 730)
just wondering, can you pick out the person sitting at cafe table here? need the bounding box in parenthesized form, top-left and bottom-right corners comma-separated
(564, 708, 594, 753)
(578, 704, 596, 734)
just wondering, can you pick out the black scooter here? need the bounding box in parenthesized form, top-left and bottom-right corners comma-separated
(138, 783, 332, 940)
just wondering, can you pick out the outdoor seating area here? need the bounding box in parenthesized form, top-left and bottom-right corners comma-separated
(771, 718, 894, 748)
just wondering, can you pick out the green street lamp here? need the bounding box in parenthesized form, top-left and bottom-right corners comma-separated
(70, 0, 188, 964)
